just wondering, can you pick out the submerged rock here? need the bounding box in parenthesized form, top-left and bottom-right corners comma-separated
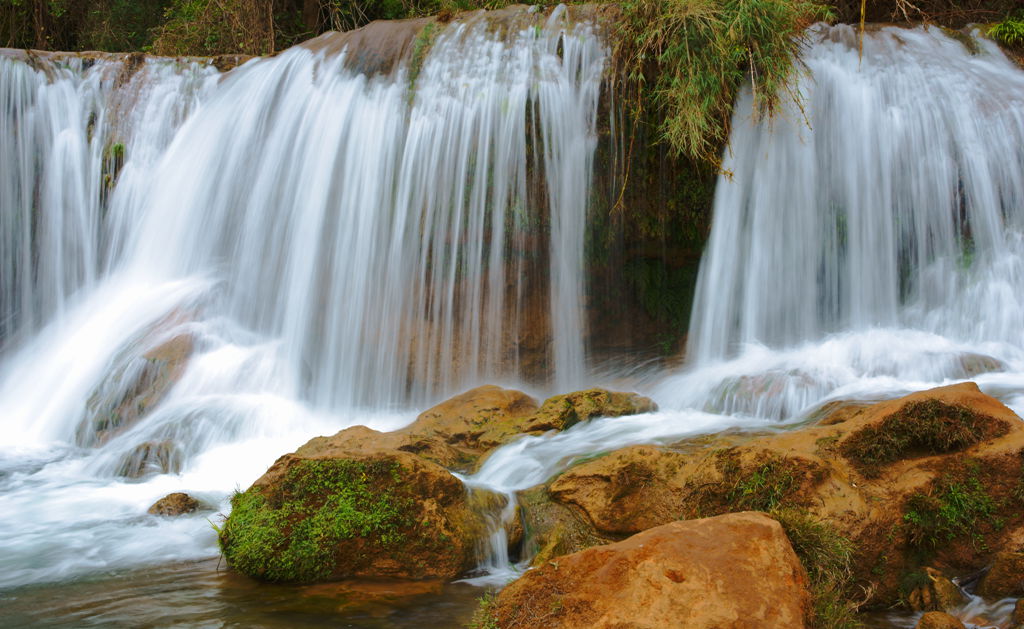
(218, 446, 494, 583)
(148, 492, 200, 516)
(76, 332, 193, 448)
(484, 512, 811, 629)
(117, 440, 182, 478)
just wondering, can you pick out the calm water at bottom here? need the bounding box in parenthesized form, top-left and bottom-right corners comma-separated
(0, 559, 485, 628)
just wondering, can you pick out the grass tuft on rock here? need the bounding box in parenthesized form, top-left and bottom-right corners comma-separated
(774, 508, 863, 629)
(840, 399, 1008, 477)
(466, 591, 499, 629)
(903, 466, 997, 549)
(218, 458, 412, 582)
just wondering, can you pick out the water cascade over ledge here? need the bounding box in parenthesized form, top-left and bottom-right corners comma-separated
(0, 6, 606, 589)
(3, 11, 1024, 621)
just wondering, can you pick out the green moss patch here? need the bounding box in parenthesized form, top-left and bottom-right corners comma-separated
(218, 458, 413, 582)
(840, 399, 1008, 477)
(903, 467, 998, 550)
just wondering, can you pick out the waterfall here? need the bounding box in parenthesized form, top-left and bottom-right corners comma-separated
(0, 7, 606, 589)
(467, 24, 1024, 578)
(688, 24, 1024, 365)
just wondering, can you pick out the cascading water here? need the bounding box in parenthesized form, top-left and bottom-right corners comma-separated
(0, 7, 606, 590)
(4, 10, 1024, 624)
(465, 23, 1024, 580)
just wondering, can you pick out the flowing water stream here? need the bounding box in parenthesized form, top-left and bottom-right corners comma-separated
(2, 9, 1024, 627)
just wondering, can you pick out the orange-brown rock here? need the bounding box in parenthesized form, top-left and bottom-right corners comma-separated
(524, 383, 1024, 605)
(978, 551, 1024, 599)
(486, 512, 811, 629)
(148, 492, 200, 516)
(906, 568, 966, 612)
(299, 385, 656, 471)
(914, 611, 966, 629)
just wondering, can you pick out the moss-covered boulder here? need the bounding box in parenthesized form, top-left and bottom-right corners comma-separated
(219, 447, 495, 583)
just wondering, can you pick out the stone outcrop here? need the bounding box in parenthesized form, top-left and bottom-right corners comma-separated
(219, 384, 656, 583)
(299, 385, 656, 472)
(978, 551, 1024, 599)
(517, 382, 1024, 607)
(905, 568, 966, 612)
(148, 492, 200, 516)
(914, 611, 966, 629)
(76, 332, 193, 448)
(484, 512, 811, 629)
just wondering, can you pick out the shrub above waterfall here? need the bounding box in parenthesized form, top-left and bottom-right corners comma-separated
(616, 0, 831, 164)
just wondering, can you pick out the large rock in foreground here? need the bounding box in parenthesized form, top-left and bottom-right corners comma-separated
(218, 447, 491, 583)
(485, 512, 811, 629)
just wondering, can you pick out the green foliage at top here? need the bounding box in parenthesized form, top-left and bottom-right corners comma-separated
(988, 10, 1024, 49)
(1, 0, 170, 50)
(773, 509, 862, 629)
(217, 458, 412, 582)
(840, 399, 1008, 477)
(903, 466, 997, 549)
(616, 0, 831, 164)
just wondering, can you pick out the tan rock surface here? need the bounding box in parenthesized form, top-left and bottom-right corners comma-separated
(523, 383, 1024, 604)
(914, 611, 966, 629)
(489, 512, 810, 629)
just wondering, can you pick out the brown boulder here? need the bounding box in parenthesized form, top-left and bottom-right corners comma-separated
(978, 551, 1024, 598)
(219, 445, 495, 583)
(914, 612, 966, 629)
(905, 568, 966, 611)
(148, 492, 200, 516)
(300, 385, 657, 472)
(486, 512, 811, 629)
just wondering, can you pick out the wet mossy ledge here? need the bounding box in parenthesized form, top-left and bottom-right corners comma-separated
(216, 386, 657, 583)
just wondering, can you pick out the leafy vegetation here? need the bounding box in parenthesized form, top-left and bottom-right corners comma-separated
(988, 10, 1024, 50)
(722, 453, 802, 511)
(840, 399, 1007, 477)
(615, 0, 830, 164)
(217, 458, 412, 582)
(902, 466, 997, 549)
